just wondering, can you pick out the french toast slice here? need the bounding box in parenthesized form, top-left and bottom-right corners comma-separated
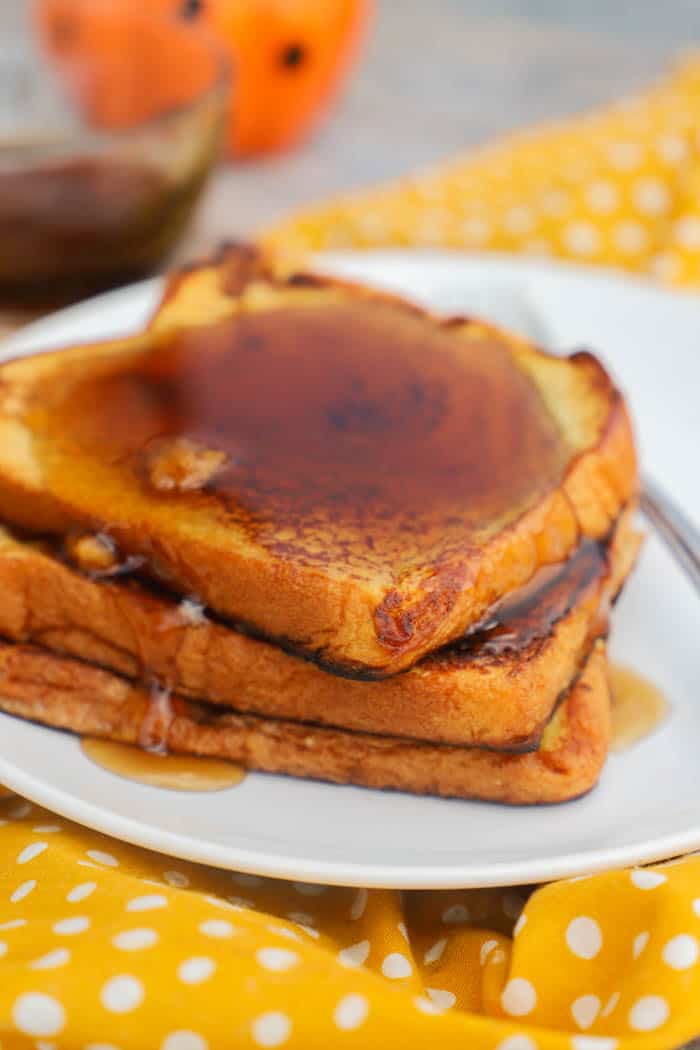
(0, 245, 637, 675)
(0, 639, 611, 804)
(0, 507, 638, 750)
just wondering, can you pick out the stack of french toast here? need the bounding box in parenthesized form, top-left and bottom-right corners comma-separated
(0, 244, 640, 804)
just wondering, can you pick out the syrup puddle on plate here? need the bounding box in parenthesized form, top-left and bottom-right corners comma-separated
(81, 738, 246, 792)
(609, 664, 670, 752)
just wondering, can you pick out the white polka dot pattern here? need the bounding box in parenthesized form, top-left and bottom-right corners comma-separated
(381, 952, 412, 979)
(13, 993, 65, 1037)
(630, 870, 667, 890)
(127, 894, 168, 912)
(267, 925, 303, 943)
(100, 975, 144, 1014)
(424, 937, 447, 964)
(632, 931, 649, 959)
(501, 978, 537, 1017)
(86, 850, 118, 868)
(9, 802, 32, 820)
(504, 207, 535, 236)
(564, 222, 600, 256)
(566, 917, 602, 960)
(199, 919, 235, 939)
(662, 933, 699, 970)
(350, 888, 367, 920)
(461, 216, 491, 244)
(480, 939, 500, 966)
(30, 948, 70, 971)
(628, 995, 669, 1031)
(414, 996, 441, 1016)
(161, 1032, 208, 1050)
(657, 134, 687, 165)
(675, 216, 700, 251)
(586, 180, 619, 214)
(177, 957, 216, 985)
(601, 991, 620, 1018)
(571, 994, 600, 1030)
(256, 948, 299, 973)
(292, 882, 326, 897)
(607, 141, 643, 170)
(338, 940, 370, 969)
(614, 221, 648, 254)
(11, 879, 36, 902)
(252, 1011, 291, 1047)
(513, 914, 527, 937)
(333, 994, 368, 1031)
(67, 881, 96, 903)
(426, 988, 456, 1010)
(53, 916, 90, 935)
(634, 176, 670, 214)
(495, 1036, 537, 1050)
(112, 929, 158, 951)
(442, 904, 469, 924)
(163, 871, 190, 889)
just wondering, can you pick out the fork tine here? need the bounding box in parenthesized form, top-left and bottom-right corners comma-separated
(640, 476, 700, 594)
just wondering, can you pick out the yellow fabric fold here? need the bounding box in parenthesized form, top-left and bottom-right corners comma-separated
(1, 53, 699, 1050)
(263, 54, 700, 290)
(0, 793, 699, 1048)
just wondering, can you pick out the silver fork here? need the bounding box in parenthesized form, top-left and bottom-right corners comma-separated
(640, 476, 700, 595)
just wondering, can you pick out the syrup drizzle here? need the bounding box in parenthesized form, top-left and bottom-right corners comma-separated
(81, 738, 245, 792)
(609, 664, 670, 751)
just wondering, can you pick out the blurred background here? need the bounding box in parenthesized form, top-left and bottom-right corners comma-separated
(0, 0, 698, 312)
(193, 0, 700, 239)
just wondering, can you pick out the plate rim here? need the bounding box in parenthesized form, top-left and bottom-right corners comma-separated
(0, 719, 699, 889)
(5, 249, 700, 357)
(0, 248, 698, 888)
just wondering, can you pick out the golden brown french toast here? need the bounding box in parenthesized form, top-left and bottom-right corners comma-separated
(0, 639, 610, 804)
(0, 245, 637, 675)
(0, 507, 639, 750)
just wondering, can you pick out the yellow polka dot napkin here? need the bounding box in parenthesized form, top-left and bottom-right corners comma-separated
(263, 53, 700, 290)
(3, 54, 700, 1050)
(0, 791, 699, 1049)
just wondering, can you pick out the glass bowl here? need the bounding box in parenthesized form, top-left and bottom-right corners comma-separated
(0, 1, 229, 305)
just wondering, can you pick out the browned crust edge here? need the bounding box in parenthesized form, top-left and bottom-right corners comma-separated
(0, 507, 639, 750)
(0, 639, 610, 804)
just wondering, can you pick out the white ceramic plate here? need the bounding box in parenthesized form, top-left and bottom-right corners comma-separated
(0, 251, 698, 889)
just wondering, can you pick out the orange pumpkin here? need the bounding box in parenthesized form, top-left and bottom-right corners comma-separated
(35, 0, 371, 156)
(35, 1, 219, 129)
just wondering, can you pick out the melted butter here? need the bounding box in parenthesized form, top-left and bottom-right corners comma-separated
(81, 738, 246, 792)
(610, 664, 670, 752)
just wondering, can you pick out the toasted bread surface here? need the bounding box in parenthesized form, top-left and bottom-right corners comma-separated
(0, 246, 637, 674)
(0, 509, 638, 749)
(0, 639, 610, 804)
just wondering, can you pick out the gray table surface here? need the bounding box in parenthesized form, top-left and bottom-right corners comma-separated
(2, 1, 699, 1042)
